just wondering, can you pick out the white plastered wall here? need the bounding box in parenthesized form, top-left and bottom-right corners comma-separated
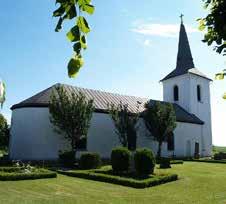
(9, 107, 203, 160)
(162, 73, 212, 156)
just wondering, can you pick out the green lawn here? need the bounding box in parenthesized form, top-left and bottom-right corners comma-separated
(0, 162, 226, 204)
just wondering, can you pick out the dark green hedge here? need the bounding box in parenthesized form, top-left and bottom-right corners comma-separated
(79, 152, 101, 170)
(0, 168, 57, 181)
(134, 148, 155, 175)
(170, 160, 184, 164)
(188, 159, 226, 164)
(111, 147, 131, 173)
(57, 170, 178, 188)
(159, 158, 171, 169)
(0, 167, 22, 172)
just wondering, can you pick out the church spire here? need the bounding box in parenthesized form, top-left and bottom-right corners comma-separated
(160, 15, 197, 82)
(176, 15, 195, 71)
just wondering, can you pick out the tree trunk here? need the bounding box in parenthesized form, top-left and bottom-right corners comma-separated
(157, 141, 162, 159)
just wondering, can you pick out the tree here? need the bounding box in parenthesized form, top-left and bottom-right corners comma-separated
(0, 80, 6, 108)
(0, 114, 9, 149)
(143, 102, 177, 158)
(49, 85, 94, 157)
(53, 0, 95, 78)
(198, 0, 226, 56)
(109, 102, 140, 151)
(198, 0, 226, 98)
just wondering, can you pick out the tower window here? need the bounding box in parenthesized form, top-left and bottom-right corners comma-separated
(174, 85, 179, 101)
(167, 132, 174, 151)
(197, 85, 201, 102)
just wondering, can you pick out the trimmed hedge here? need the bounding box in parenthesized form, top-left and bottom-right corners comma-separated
(159, 158, 171, 169)
(58, 150, 75, 167)
(79, 152, 101, 170)
(188, 159, 226, 164)
(134, 148, 155, 175)
(170, 160, 184, 164)
(0, 167, 57, 181)
(111, 147, 131, 172)
(57, 169, 178, 188)
(214, 152, 226, 160)
(0, 167, 22, 172)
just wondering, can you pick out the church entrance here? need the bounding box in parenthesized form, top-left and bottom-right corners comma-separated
(194, 142, 200, 159)
(186, 140, 191, 157)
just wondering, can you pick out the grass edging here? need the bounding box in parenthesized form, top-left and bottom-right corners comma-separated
(187, 159, 226, 164)
(0, 168, 57, 181)
(57, 170, 178, 188)
(170, 160, 184, 164)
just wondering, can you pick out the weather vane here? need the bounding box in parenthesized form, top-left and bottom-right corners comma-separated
(180, 13, 184, 23)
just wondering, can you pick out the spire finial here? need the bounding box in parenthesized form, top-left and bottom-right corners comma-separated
(180, 13, 184, 24)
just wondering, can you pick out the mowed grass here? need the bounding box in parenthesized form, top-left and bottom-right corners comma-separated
(0, 162, 226, 204)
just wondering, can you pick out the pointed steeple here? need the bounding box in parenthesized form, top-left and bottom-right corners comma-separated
(160, 16, 198, 82)
(176, 17, 195, 71)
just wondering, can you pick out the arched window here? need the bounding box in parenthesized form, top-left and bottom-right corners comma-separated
(174, 85, 179, 101)
(197, 85, 201, 102)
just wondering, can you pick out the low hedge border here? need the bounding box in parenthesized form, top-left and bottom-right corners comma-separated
(57, 170, 178, 188)
(0, 168, 57, 181)
(170, 160, 184, 164)
(187, 159, 226, 164)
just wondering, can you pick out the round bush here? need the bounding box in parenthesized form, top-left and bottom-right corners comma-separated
(159, 157, 171, 169)
(111, 147, 131, 172)
(58, 150, 75, 167)
(79, 152, 101, 170)
(134, 148, 155, 175)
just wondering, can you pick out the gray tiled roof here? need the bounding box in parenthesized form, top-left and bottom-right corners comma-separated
(160, 23, 212, 81)
(11, 83, 204, 125)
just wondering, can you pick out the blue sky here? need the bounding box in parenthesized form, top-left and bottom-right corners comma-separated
(0, 0, 225, 146)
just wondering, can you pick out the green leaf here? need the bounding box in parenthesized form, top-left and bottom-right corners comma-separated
(73, 42, 81, 54)
(198, 19, 206, 31)
(55, 0, 69, 4)
(80, 35, 87, 49)
(77, 16, 90, 33)
(53, 5, 65, 17)
(81, 4, 95, 14)
(64, 4, 77, 19)
(55, 17, 63, 32)
(66, 25, 80, 42)
(67, 56, 84, 78)
(215, 73, 224, 80)
(0, 81, 5, 108)
(77, 0, 91, 6)
(223, 93, 226, 100)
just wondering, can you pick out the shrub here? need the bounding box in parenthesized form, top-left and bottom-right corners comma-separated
(159, 157, 171, 169)
(134, 148, 155, 175)
(214, 152, 226, 160)
(58, 169, 178, 189)
(170, 160, 183, 164)
(58, 150, 75, 167)
(111, 147, 131, 173)
(79, 152, 101, 169)
(0, 167, 57, 181)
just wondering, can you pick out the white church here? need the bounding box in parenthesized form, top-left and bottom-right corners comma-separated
(9, 20, 212, 160)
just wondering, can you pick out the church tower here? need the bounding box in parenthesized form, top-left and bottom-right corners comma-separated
(160, 16, 212, 156)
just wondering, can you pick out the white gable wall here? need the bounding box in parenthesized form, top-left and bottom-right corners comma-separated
(162, 73, 212, 156)
(9, 107, 203, 160)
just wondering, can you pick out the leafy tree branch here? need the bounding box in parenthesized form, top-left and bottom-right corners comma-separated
(49, 85, 94, 157)
(53, 0, 95, 78)
(0, 81, 6, 108)
(108, 102, 140, 151)
(143, 102, 176, 158)
(198, 0, 226, 98)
